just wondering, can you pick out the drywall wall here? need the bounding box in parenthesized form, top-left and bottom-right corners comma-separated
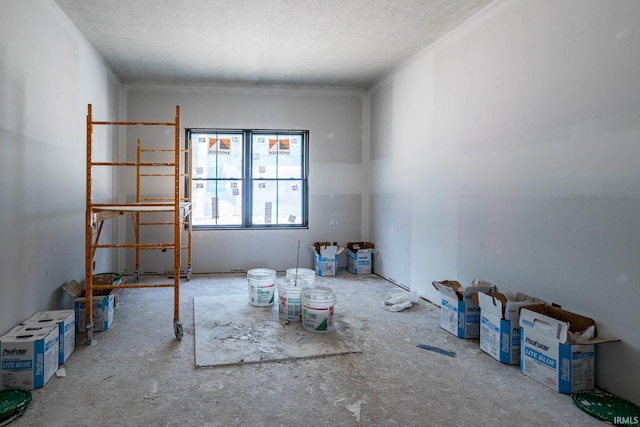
(122, 86, 365, 273)
(0, 0, 120, 335)
(368, 0, 640, 404)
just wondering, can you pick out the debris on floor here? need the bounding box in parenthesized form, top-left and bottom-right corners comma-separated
(144, 381, 158, 400)
(383, 290, 419, 312)
(346, 399, 363, 423)
(417, 343, 456, 358)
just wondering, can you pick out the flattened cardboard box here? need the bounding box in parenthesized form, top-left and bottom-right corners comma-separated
(346, 242, 375, 275)
(311, 242, 345, 276)
(0, 324, 59, 390)
(519, 305, 618, 394)
(22, 310, 75, 365)
(475, 292, 544, 365)
(432, 279, 496, 339)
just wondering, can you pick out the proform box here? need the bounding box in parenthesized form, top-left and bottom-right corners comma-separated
(346, 242, 375, 275)
(432, 279, 496, 339)
(0, 324, 59, 390)
(476, 292, 544, 365)
(519, 305, 618, 394)
(74, 291, 115, 333)
(311, 242, 345, 276)
(63, 280, 115, 333)
(22, 310, 75, 365)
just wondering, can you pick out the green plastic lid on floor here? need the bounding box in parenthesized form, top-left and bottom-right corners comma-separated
(0, 389, 32, 427)
(573, 390, 640, 425)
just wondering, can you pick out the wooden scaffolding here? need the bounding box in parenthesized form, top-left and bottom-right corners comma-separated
(85, 104, 192, 342)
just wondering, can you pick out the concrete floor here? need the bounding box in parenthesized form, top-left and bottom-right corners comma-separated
(14, 272, 606, 426)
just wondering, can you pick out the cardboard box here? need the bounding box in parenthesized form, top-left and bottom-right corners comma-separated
(22, 310, 75, 365)
(476, 292, 544, 364)
(74, 291, 116, 333)
(519, 305, 618, 394)
(346, 242, 375, 275)
(311, 242, 345, 276)
(0, 324, 59, 390)
(431, 279, 496, 338)
(63, 280, 115, 333)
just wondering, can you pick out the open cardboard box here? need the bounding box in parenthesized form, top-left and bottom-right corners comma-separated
(346, 242, 375, 275)
(473, 292, 544, 364)
(519, 304, 618, 394)
(432, 279, 497, 338)
(311, 242, 345, 276)
(63, 280, 116, 333)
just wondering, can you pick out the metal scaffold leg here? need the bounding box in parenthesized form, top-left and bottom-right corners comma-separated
(85, 322, 96, 345)
(174, 320, 183, 340)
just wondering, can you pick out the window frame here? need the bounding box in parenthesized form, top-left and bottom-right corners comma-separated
(186, 128, 309, 230)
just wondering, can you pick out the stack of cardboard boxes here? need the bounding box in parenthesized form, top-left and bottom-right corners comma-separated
(1, 275, 119, 391)
(311, 241, 376, 276)
(0, 310, 75, 391)
(432, 277, 617, 394)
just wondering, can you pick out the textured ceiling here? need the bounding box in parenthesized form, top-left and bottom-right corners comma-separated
(54, 0, 493, 88)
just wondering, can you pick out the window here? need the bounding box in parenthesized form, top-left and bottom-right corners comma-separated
(187, 129, 309, 229)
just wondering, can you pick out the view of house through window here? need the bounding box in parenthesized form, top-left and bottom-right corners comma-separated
(187, 129, 309, 229)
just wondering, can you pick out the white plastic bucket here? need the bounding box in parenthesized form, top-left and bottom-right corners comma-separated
(301, 285, 337, 333)
(277, 278, 311, 322)
(247, 268, 276, 307)
(285, 268, 316, 285)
